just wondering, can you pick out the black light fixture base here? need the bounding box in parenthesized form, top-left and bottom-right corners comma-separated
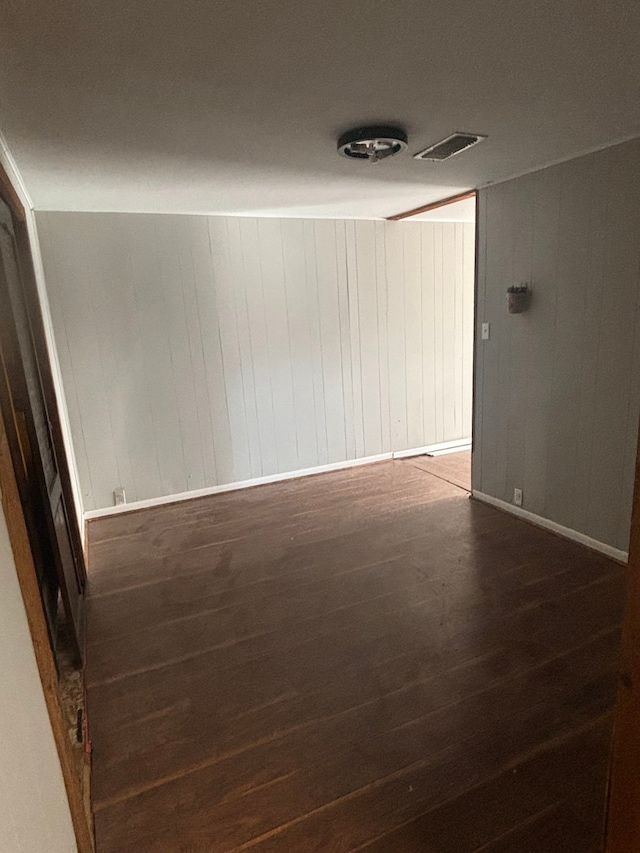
(337, 125, 408, 163)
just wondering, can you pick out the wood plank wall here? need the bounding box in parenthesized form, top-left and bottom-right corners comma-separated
(35, 214, 474, 512)
(474, 137, 640, 552)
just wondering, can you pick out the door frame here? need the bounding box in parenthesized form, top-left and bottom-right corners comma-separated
(605, 425, 640, 850)
(0, 164, 93, 851)
(0, 404, 93, 852)
(0, 169, 86, 583)
(0, 200, 85, 661)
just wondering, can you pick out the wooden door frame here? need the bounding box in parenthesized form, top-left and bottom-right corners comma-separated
(0, 401, 93, 852)
(0, 165, 93, 851)
(605, 426, 640, 850)
(0, 164, 86, 584)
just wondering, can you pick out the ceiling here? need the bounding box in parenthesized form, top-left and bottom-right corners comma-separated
(2, 1, 640, 219)
(412, 197, 475, 223)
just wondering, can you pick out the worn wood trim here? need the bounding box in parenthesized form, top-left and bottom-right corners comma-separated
(387, 190, 476, 222)
(0, 410, 94, 852)
(0, 162, 86, 584)
(13, 216, 87, 585)
(605, 425, 640, 851)
(0, 160, 25, 222)
(0, 160, 93, 850)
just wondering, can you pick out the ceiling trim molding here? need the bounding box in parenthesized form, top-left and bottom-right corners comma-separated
(386, 190, 476, 222)
(478, 129, 640, 191)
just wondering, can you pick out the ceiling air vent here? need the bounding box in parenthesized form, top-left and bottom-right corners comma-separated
(414, 132, 486, 162)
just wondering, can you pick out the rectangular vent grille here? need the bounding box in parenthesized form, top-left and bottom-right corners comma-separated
(414, 132, 486, 162)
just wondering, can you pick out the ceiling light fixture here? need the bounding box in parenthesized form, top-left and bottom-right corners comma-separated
(337, 125, 408, 164)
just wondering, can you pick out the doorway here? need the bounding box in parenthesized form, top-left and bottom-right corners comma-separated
(389, 191, 476, 492)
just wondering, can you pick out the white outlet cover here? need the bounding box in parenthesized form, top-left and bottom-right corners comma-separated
(513, 488, 523, 506)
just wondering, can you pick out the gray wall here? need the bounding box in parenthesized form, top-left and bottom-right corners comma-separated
(37, 213, 474, 512)
(474, 137, 640, 552)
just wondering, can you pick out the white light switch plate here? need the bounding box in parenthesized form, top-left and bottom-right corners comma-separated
(481, 322, 490, 340)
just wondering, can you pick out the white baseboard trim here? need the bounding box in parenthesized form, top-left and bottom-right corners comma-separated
(84, 452, 394, 521)
(392, 438, 472, 460)
(427, 444, 472, 457)
(471, 490, 628, 564)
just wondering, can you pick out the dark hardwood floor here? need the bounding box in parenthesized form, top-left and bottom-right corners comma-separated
(407, 449, 471, 491)
(86, 459, 625, 853)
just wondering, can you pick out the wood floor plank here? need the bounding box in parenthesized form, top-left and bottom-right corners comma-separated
(85, 504, 614, 655)
(406, 449, 472, 491)
(87, 462, 456, 560)
(86, 460, 624, 853)
(353, 715, 611, 852)
(86, 551, 617, 687)
(90, 614, 620, 798)
(87, 566, 622, 745)
(92, 630, 618, 847)
(472, 790, 605, 853)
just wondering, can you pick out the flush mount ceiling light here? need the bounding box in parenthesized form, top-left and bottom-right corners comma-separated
(337, 125, 408, 163)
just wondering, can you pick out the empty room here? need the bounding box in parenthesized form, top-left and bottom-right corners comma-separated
(1, 3, 640, 853)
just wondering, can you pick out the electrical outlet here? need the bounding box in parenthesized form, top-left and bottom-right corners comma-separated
(114, 486, 126, 506)
(481, 322, 490, 341)
(513, 488, 523, 507)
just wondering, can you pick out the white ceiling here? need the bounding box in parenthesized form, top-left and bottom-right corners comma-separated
(412, 197, 476, 223)
(2, 1, 640, 219)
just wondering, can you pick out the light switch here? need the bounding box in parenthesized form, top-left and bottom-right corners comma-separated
(481, 322, 490, 341)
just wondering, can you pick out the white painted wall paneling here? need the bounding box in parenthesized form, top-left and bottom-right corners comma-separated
(37, 213, 475, 512)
